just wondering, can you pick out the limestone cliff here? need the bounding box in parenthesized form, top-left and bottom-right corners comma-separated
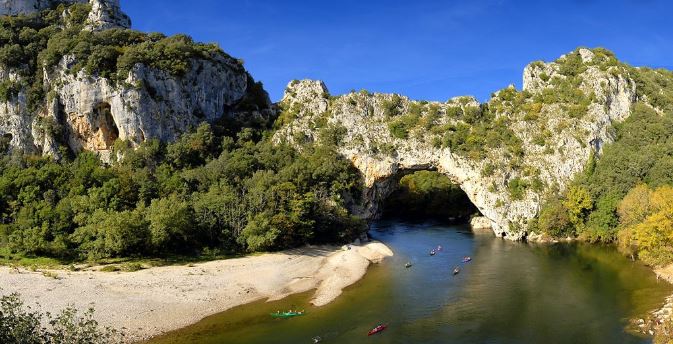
(274, 48, 639, 239)
(43, 54, 259, 158)
(0, 1, 271, 160)
(0, 0, 130, 30)
(0, 0, 80, 16)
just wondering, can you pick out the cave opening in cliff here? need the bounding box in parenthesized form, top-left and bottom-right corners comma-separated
(94, 102, 119, 149)
(381, 170, 480, 223)
(0, 133, 11, 152)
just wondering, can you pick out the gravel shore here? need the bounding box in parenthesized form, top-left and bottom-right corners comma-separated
(633, 264, 673, 337)
(0, 241, 393, 342)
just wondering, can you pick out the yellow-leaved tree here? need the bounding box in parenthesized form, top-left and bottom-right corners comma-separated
(562, 185, 593, 228)
(618, 185, 673, 266)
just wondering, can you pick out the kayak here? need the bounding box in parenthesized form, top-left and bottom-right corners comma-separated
(368, 324, 387, 336)
(270, 311, 305, 318)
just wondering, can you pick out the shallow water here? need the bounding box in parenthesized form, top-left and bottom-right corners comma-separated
(147, 221, 673, 344)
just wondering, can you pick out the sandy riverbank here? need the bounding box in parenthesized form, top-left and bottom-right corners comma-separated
(656, 264, 673, 284)
(0, 241, 393, 342)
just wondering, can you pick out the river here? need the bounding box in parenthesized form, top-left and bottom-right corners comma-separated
(148, 220, 672, 344)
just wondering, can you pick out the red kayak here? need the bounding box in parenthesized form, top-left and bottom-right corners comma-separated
(368, 324, 387, 336)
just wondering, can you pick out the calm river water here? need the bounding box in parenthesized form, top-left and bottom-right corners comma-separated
(148, 220, 672, 344)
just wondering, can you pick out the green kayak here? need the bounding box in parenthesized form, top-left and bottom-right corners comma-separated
(270, 311, 305, 318)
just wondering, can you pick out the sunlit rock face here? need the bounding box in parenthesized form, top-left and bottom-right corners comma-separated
(47, 54, 251, 155)
(0, 0, 273, 161)
(1, 53, 269, 160)
(0, 0, 83, 16)
(0, 0, 130, 30)
(85, 0, 130, 31)
(274, 49, 638, 240)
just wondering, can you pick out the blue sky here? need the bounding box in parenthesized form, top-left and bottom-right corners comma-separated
(122, 0, 673, 102)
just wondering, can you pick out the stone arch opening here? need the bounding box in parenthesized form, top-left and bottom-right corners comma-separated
(381, 170, 479, 223)
(93, 102, 119, 149)
(367, 167, 482, 226)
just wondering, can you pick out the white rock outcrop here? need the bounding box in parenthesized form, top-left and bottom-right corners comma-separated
(470, 216, 492, 231)
(1, 54, 264, 158)
(85, 0, 130, 31)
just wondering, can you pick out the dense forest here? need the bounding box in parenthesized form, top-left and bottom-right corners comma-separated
(0, 122, 365, 260)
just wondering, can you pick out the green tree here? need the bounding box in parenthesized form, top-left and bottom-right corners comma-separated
(72, 208, 149, 259)
(538, 199, 573, 237)
(240, 213, 279, 252)
(146, 194, 192, 253)
(562, 185, 593, 227)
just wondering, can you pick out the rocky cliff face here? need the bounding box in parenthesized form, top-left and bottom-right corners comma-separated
(274, 48, 639, 239)
(0, 0, 129, 30)
(0, 0, 79, 16)
(0, 1, 271, 160)
(44, 54, 255, 158)
(4, 56, 268, 159)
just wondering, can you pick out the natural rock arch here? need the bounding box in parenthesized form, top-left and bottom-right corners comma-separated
(349, 146, 514, 237)
(276, 79, 530, 238)
(275, 49, 638, 239)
